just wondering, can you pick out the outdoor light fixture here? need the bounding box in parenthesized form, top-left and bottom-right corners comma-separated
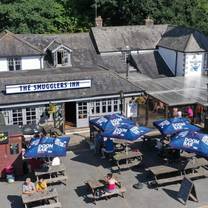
(119, 90, 124, 115)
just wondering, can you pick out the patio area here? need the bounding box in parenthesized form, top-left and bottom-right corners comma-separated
(2, 132, 208, 208)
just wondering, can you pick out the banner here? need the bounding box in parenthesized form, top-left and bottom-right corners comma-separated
(6, 79, 91, 94)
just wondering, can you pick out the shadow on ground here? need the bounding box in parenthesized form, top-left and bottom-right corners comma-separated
(7, 195, 23, 208)
(162, 188, 181, 203)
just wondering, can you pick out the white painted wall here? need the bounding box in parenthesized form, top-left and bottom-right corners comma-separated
(0, 58, 8, 71)
(22, 56, 42, 70)
(176, 52, 185, 76)
(158, 47, 176, 75)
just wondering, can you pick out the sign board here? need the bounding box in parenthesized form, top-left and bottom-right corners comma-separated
(127, 101, 138, 118)
(185, 54, 202, 76)
(178, 177, 198, 205)
(0, 132, 8, 144)
(5, 80, 91, 94)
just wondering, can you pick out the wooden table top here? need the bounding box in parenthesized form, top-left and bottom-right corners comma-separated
(113, 150, 142, 161)
(148, 157, 208, 176)
(22, 188, 58, 204)
(35, 164, 65, 176)
(86, 174, 121, 189)
(86, 179, 105, 190)
(148, 165, 179, 176)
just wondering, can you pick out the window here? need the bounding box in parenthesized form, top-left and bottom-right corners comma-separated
(102, 100, 107, 113)
(113, 99, 118, 112)
(26, 107, 36, 124)
(55, 49, 70, 66)
(12, 109, 23, 125)
(10, 144, 19, 155)
(96, 101, 100, 114)
(8, 58, 21, 71)
(78, 102, 87, 119)
(107, 100, 112, 112)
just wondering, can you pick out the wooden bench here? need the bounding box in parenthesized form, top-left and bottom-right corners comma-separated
(113, 151, 143, 173)
(92, 187, 126, 204)
(149, 166, 208, 188)
(34, 202, 62, 208)
(46, 175, 68, 185)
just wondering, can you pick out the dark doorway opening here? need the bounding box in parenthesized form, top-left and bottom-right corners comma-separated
(65, 102, 76, 127)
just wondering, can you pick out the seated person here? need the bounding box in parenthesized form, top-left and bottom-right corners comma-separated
(101, 138, 115, 158)
(22, 178, 36, 195)
(51, 156, 60, 166)
(36, 178, 47, 192)
(104, 173, 118, 193)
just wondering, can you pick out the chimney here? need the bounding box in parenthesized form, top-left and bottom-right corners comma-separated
(145, 16, 154, 26)
(95, 16, 103, 27)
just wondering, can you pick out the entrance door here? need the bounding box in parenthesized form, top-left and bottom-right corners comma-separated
(76, 102, 89, 128)
(65, 102, 76, 127)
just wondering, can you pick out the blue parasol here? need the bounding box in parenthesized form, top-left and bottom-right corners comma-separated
(102, 124, 151, 142)
(89, 113, 135, 131)
(24, 136, 70, 158)
(153, 117, 200, 136)
(170, 131, 208, 157)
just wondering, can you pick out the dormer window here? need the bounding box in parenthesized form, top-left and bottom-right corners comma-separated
(56, 48, 70, 66)
(45, 40, 72, 68)
(8, 58, 22, 71)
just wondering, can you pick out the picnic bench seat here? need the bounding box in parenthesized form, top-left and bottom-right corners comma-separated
(148, 158, 208, 188)
(46, 175, 68, 185)
(94, 187, 126, 199)
(34, 202, 62, 208)
(113, 151, 143, 172)
(150, 167, 208, 188)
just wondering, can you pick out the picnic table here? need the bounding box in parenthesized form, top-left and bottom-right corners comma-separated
(21, 188, 62, 208)
(35, 164, 67, 185)
(147, 157, 208, 188)
(113, 150, 143, 173)
(86, 175, 126, 204)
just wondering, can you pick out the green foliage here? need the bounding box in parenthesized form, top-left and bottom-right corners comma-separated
(0, 0, 208, 34)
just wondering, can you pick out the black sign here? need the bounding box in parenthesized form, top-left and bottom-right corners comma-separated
(178, 177, 198, 205)
(0, 132, 8, 144)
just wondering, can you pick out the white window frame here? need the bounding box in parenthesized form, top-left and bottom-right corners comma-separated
(8, 57, 22, 71)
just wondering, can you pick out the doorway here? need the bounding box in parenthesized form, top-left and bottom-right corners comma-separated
(65, 102, 76, 127)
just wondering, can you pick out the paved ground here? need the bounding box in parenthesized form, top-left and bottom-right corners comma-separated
(2, 132, 208, 208)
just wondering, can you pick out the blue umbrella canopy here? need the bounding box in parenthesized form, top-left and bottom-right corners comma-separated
(153, 117, 200, 136)
(89, 113, 135, 131)
(24, 136, 70, 158)
(170, 131, 208, 157)
(102, 124, 151, 141)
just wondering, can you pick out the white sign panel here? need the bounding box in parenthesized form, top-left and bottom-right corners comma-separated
(6, 80, 91, 94)
(127, 101, 137, 118)
(185, 54, 202, 76)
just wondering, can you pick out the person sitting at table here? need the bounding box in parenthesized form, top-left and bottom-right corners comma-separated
(104, 173, 118, 193)
(36, 178, 47, 192)
(22, 178, 36, 195)
(101, 138, 115, 159)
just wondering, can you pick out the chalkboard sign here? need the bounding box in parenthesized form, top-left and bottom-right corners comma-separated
(178, 177, 198, 205)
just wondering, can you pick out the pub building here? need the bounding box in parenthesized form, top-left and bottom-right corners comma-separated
(1, 18, 208, 131)
(0, 30, 145, 130)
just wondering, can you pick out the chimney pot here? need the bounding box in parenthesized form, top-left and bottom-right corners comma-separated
(95, 16, 103, 27)
(145, 16, 154, 26)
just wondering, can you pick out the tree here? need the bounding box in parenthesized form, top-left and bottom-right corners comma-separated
(0, 0, 80, 33)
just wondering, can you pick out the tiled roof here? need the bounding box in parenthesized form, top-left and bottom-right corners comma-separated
(0, 67, 143, 106)
(158, 26, 208, 52)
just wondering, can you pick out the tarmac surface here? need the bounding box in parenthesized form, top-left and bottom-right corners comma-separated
(2, 132, 208, 208)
